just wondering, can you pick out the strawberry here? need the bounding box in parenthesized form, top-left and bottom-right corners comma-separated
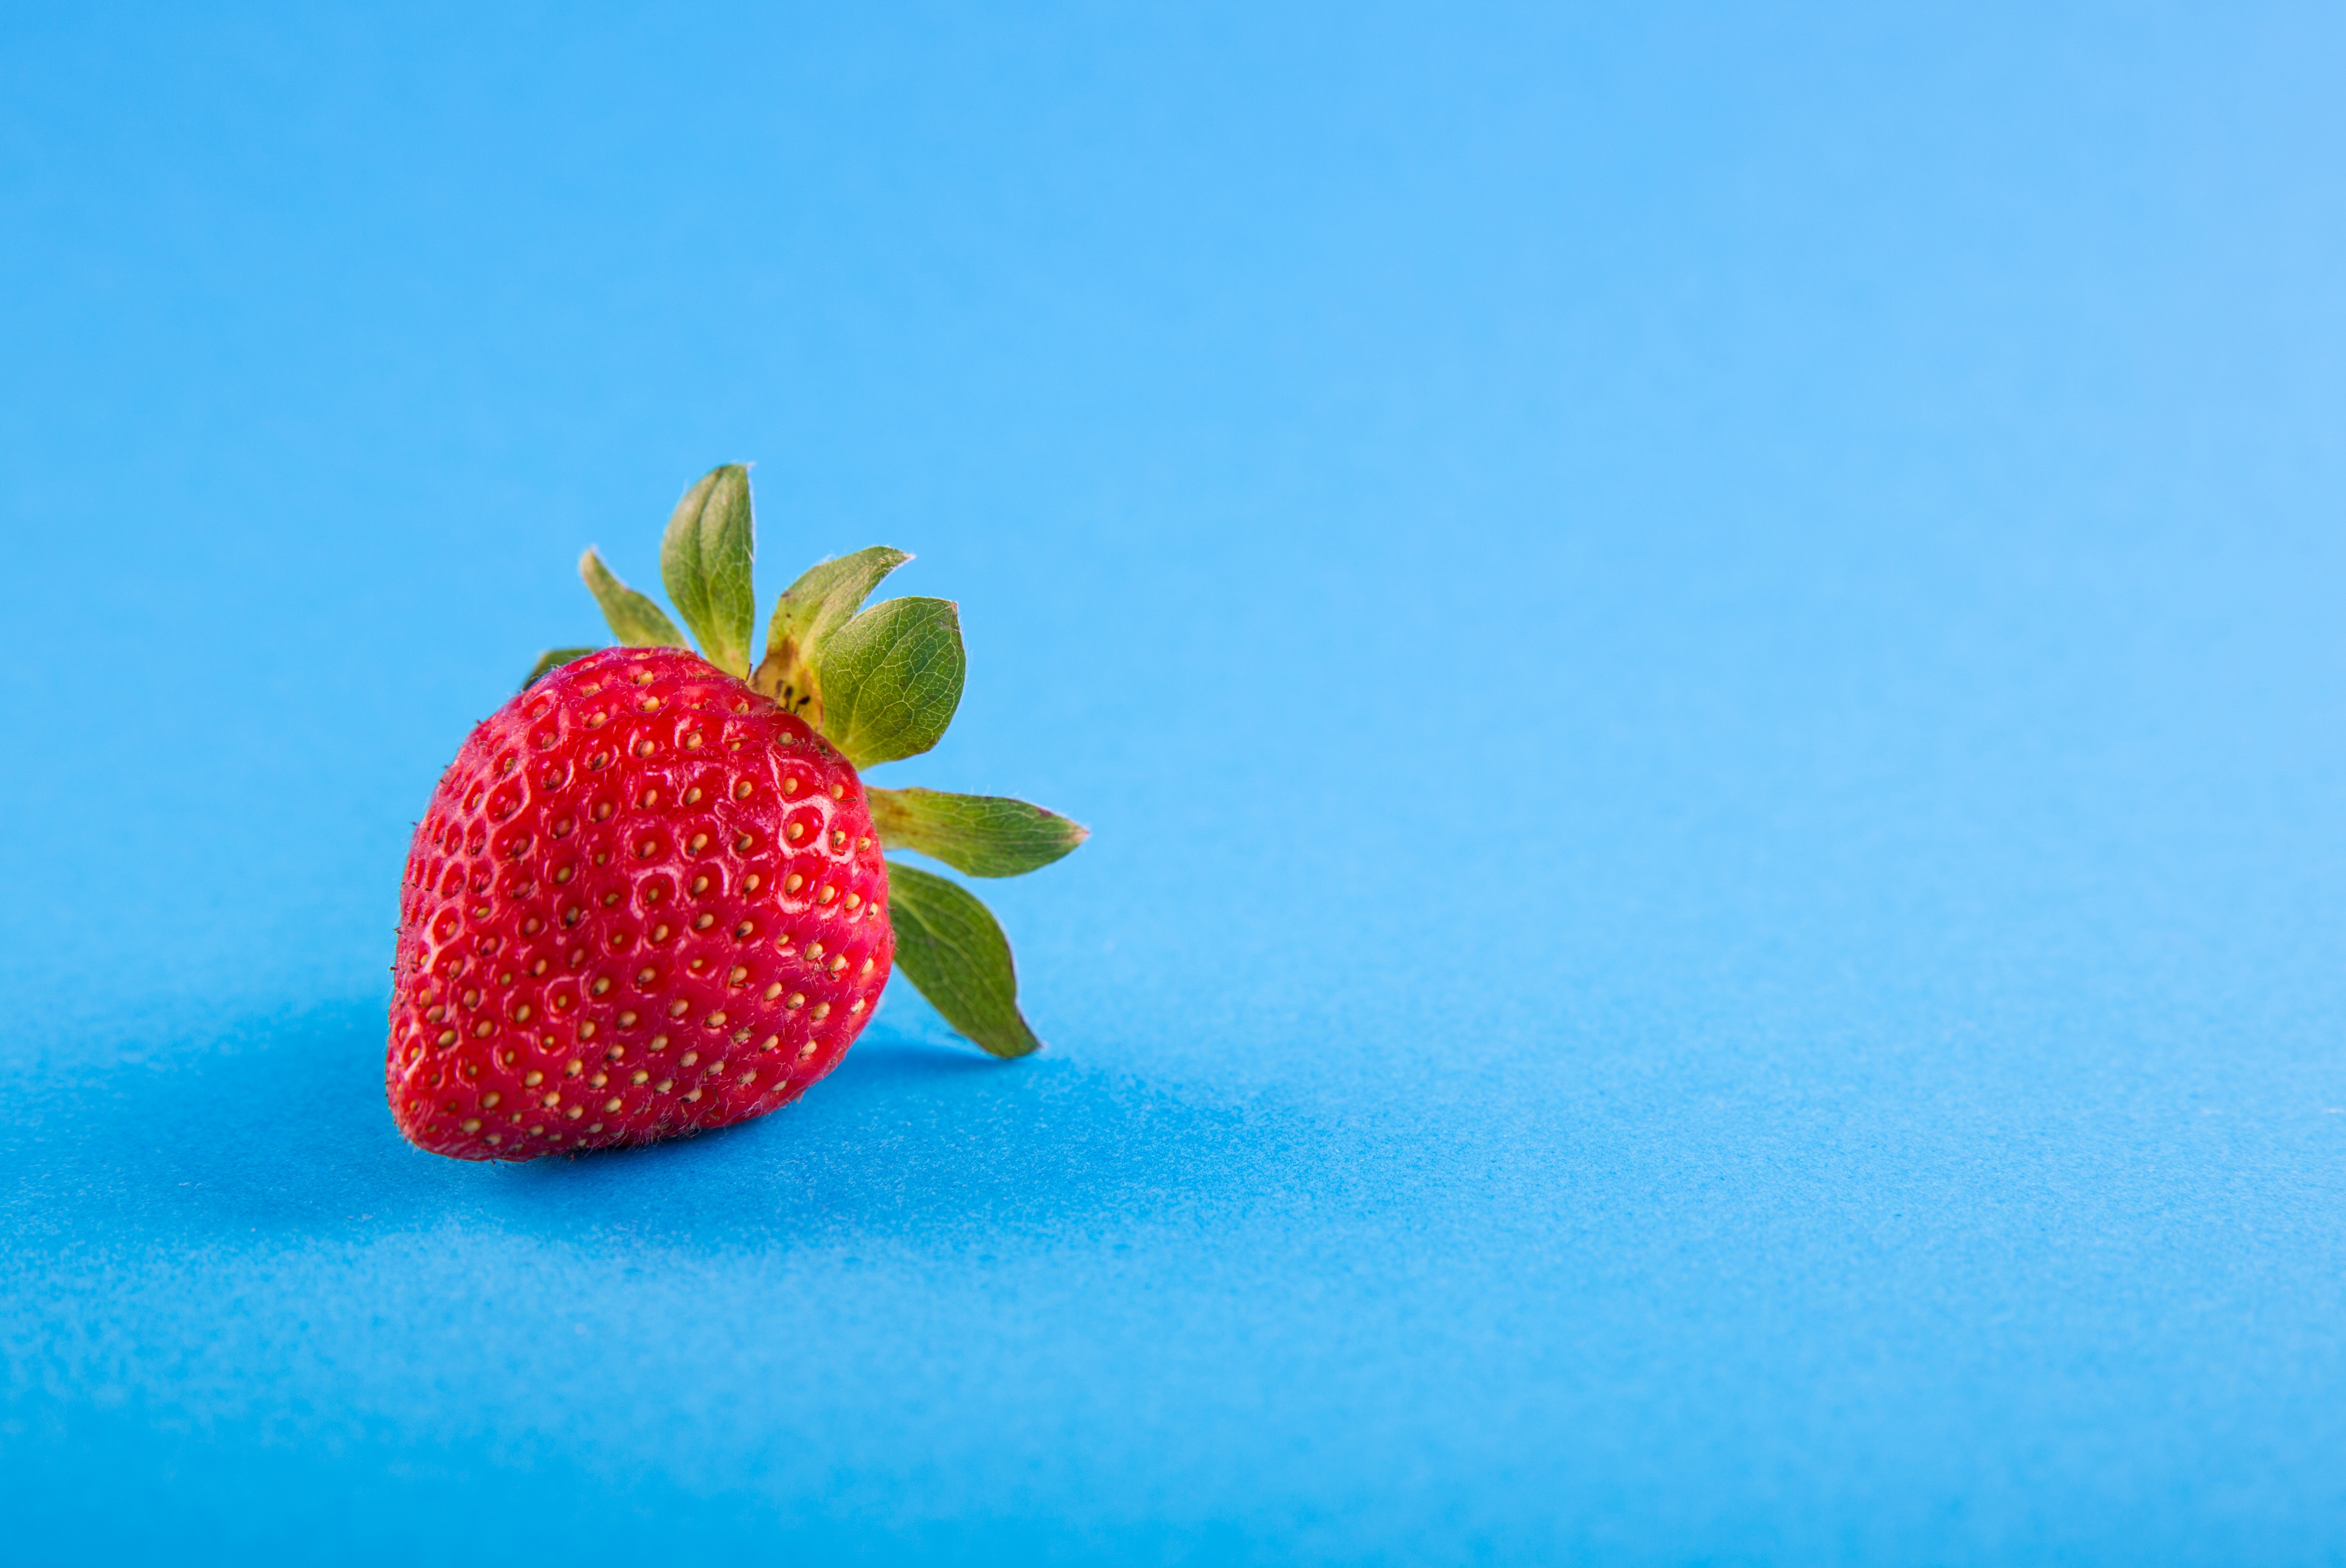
(387, 466, 1084, 1161)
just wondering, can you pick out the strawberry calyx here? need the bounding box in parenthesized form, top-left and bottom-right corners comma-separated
(528, 463, 1084, 1059)
(751, 545, 911, 727)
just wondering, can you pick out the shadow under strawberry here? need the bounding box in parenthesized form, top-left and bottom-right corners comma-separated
(4, 1002, 1338, 1257)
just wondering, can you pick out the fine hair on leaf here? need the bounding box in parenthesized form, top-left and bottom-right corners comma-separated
(816, 596, 966, 770)
(867, 787, 1088, 878)
(658, 464, 756, 676)
(884, 861, 1041, 1059)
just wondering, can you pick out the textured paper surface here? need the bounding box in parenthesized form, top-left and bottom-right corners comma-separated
(4, 5, 2343, 1562)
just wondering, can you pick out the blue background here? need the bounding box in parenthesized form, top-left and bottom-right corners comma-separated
(4, 4, 2344, 1562)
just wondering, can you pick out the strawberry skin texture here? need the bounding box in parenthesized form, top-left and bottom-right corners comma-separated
(387, 645, 893, 1161)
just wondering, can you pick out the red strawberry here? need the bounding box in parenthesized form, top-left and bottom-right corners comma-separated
(386, 465, 1086, 1162)
(387, 646, 892, 1158)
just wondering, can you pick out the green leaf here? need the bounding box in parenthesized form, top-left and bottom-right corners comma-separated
(522, 646, 600, 689)
(884, 861, 1042, 1059)
(658, 464, 756, 676)
(868, 787, 1088, 878)
(751, 545, 911, 713)
(816, 596, 965, 769)
(579, 550, 687, 648)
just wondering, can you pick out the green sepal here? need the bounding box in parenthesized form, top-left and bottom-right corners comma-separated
(658, 464, 756, 677)
(579, 550, 687, 648)
(868, 787, 1088, 878)
(522, 647, 600, 689)
(816, 596, 965, 770)
(751, 545, 911, 717)
(883, 860, 1042, 1059)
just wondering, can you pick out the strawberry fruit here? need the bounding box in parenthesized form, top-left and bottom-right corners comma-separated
(388, 465, 1084, 1161)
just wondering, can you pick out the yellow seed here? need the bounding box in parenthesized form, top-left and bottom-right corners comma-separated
(782, 778, 799, 796)
(818, 887, 836, 904)
(683, 1089, 702, 1102)
(786, 993, 805, 1009)
(524, 1071, 544, 1086)
(668, 999, 689, 1017)
(462, 1118, 481, 1133)
(482, 1092, 501, 1109)
(830, 784, 844, 800)
(655, 1079, 673, 1093)
(785, 874, 804, 892)
(786, 822, 804, 841)
(690, 833, 708, 852)
(694, 914, 714, 931)
(605, 1097, 622, 1112)
(764, 983, 783, 1001)
(632, 1071, 649, 1085)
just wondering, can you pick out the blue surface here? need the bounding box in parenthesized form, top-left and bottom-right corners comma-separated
(5, 4, 2344, 1562)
